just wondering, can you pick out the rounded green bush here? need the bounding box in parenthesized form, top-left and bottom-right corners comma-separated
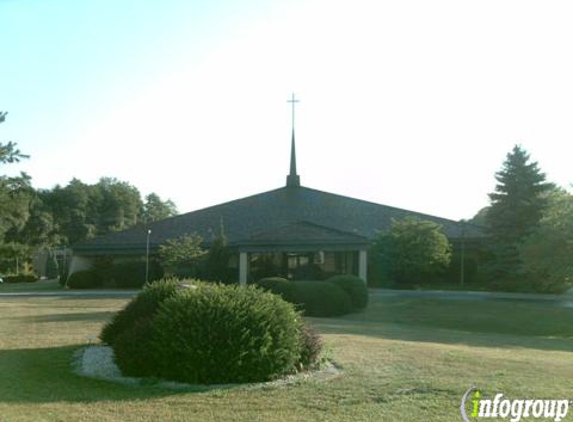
(66, 270, 102, 289)
(256, 277, 295, 301)
(151, 284, 302, 384)
(326, 274, 368, 310)
(290, 281, 353, 317)
(100, 279, 181, 377)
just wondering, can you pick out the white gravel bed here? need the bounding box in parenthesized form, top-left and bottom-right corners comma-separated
(74, 345, 341, 390)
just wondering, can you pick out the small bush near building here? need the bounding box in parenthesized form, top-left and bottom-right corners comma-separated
(257, 278, 353, 317)
(1, 274, 38, 283)
(100, 279, 181, 377)
(290, 281, 353, 317)
(257, 277, 295, 300)
(326, 274, 368, 310)
(66, 270, 103, 289)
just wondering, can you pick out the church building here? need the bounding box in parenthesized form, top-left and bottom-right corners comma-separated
(70, 97, 485, 285)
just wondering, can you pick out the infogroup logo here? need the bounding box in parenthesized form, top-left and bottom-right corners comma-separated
(461, 388, 571, 422)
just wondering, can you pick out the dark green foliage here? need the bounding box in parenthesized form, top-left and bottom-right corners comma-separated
(100, 279, 181, 377)
(487, 145, 552, 244)
(159, 233, 206, 276)
(66, 270, 102, 289)
(141, 193, 177, 224)
(373, 217, 451, 285)
(259, 279, 353, 317)
(484, 146, 553, 282)
(298, 322, 322, 369)
(151, 284, 302, 384)
(326, 274, 368, 310)
(518, 188, 573, 293)
(289, 282, 353, 317)
(2, 274, 37, 283)
(107, 260, 164, 289)
(256, 277, 295, 300)
(45, 253, 59, 280)
(203, 222, 234, 283)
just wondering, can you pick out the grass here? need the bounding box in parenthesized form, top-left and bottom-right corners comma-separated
(0, 294, 572, 422)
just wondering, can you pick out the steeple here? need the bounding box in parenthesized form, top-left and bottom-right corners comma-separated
(286, 93, 301, 187)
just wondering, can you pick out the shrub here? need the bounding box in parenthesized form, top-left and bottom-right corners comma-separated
(107, 260, 164, 289)
(151, 284, 302, 384)
(100, 279, 181, 376)
(289, 281, 353, 317)
(66, 270, 103, 289)
(298, 322, 322, 369)
(258, 278, 353, 317)
(326, 274, 368, 310)
(256, 277, 295, 300)
(2, 274, 38, 283)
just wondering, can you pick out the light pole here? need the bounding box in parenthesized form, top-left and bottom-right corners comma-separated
(145, 229, 152, 284)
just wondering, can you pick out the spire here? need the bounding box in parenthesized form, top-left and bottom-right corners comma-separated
(286, 93, 300, 187)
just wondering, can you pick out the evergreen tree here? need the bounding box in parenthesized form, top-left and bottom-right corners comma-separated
(486, 145, 552, 243)
(484, 145, 553, 282)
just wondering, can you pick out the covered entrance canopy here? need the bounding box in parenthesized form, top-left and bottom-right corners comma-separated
(236, 221, 369, 284)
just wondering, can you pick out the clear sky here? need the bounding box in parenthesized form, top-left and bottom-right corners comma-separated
(1, 0, 572, 221)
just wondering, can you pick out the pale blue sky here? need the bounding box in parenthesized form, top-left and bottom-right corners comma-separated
(2, 0, 572, 221)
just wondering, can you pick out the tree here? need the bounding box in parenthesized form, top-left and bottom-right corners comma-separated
(0, 112, 28, 164)
(158, 233, 206, 276)
(486, 145, 553, 244)
(484, 145, 553, 281)
(0, 111, 33, 243)
(204, 221, 233, 283)
(372, 217, 451, 285)
(142, 193, 178, 224)
(519, 188, 573, 292)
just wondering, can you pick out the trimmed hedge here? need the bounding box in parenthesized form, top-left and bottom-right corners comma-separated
(1, 274, 38, 283)
(151, 284, 302, 384)
(290, 281, 353, 317)
(257, 277, 295, 301)
(326, 274, 368, 310)
(66, 270, 103, 289)
(257, 279, 353, 317)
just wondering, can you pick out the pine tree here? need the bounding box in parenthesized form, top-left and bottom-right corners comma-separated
(484, 145, 553, 281)
(486, 145, 552, 244)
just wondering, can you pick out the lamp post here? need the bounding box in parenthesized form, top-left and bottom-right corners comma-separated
(145, 229, 152, 284)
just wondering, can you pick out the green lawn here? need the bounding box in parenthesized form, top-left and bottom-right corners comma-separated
(0, 294, 572, 422)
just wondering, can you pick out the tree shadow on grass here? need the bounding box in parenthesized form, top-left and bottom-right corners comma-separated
(0, 344, 235, 404)
(311, 317, 573, 353)
(18, 311, 117, 323)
